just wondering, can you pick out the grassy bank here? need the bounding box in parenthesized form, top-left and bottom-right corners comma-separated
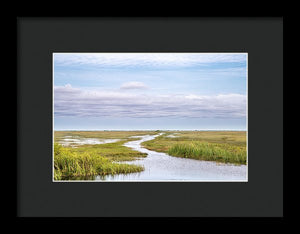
(142, 131, 247, 165)
(71, 140, 148, 161)
(53, 131, 158, 180)
(168, 142, 246, 164)
(54, 143, 144, 180)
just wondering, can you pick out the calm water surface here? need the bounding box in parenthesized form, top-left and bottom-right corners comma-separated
(96, 134, 247, 181)
(58, 136, 121, 147)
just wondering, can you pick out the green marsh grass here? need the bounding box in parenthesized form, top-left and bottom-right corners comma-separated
(71, 140, 148, 161)
(54, 131, 157, 180)
(54, 143, 144, 180)
(168, 141, 246, 165)
(142, 131, 247, 165)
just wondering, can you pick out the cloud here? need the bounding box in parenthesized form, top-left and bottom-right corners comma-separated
(120, 81, 148, 90)
(54, 85, 246, 119)
(54, 53, 247, 69)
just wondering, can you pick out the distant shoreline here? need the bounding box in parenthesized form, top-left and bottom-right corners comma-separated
(54, 129, 247, 132)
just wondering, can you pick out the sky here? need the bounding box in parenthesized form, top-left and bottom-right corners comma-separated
(53, 53, 247, 130)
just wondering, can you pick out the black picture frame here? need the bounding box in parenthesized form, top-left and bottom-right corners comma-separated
(17, 17, 283, 218)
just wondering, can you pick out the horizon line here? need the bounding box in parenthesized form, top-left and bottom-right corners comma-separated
(54, 129, 246, 131)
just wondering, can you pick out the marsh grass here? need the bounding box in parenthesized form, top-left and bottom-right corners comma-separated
(54, 143, 144, 180)
(168, 141, 246, 165)
(54, 131, 156, 180)
(70, 140, 147, 161)
(142, 131, 247, 165)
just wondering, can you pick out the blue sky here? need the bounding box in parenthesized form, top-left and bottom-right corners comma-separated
(53, 53, 247, 130)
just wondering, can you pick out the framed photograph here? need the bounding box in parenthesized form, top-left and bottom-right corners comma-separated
(53, 52, 248, 182)
(17, 17, 283, 217)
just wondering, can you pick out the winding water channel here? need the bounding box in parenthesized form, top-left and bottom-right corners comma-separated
(96, 134, 247, 181)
